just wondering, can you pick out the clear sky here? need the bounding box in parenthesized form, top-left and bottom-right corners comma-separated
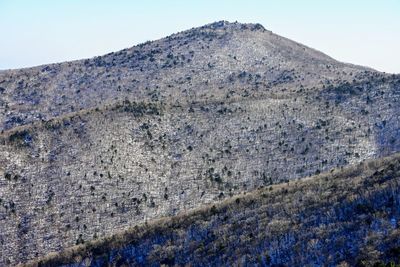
(0, 0, 399, 73)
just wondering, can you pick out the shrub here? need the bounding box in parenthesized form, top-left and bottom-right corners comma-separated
(4, 173, 11, 181)
(8, 130, 32, 147)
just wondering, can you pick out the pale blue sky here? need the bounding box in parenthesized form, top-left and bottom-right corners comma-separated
(0, 0, 399, 73)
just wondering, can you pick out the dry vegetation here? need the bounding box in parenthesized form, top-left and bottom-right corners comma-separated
(0, 21, 399, 266)
(23, 153, 400, 266)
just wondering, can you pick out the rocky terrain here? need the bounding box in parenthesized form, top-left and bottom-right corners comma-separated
(0, 21, 399, 265)
(24, 153, 400, 266)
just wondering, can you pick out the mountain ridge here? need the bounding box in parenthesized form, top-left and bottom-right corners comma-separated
(21, 153, 400, 267)
(0, 21, 374, 132)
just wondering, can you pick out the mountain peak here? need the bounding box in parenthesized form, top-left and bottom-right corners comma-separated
(0, 21, 371, 132)
(198, 20, 266, 32)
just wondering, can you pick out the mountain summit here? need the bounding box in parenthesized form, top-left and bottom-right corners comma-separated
(0, 22, 399, 266)
(1, 21, 368, 131)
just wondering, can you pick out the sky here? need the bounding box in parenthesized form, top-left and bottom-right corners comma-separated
(0, 0, 399, 73)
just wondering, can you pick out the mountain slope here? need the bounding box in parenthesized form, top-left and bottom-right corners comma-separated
(24, 153, 400, 267)
(0, 21, 399, 266)
(0, 21, 369, 131)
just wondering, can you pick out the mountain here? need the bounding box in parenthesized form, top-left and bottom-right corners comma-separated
(24, 153, 400, 267)
(0, 20, 371, 131)
(0, 21, 399, 266)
